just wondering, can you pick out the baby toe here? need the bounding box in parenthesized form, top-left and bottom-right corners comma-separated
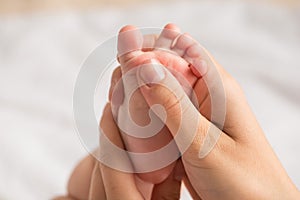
(117, 25, 143, 67)
(142, 34, 158, 51)
(184, 43, 208, 77)
(170, 32, 208, 77)
(171, 33, 195, 57)
(155, 23, 181, 50)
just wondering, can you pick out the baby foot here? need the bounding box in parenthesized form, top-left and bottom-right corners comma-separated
(114, 23, 215, 183)
(67, 24, 294, 200)
(127, 25, 299, 200)
(113, 23, 251, 184)
(115, 24, 204, 184)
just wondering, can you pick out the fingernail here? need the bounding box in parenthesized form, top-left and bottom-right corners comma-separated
(139, 59, 165, 84)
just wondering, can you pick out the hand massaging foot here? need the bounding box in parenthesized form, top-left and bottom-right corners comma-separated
(113, 23, 212, 184)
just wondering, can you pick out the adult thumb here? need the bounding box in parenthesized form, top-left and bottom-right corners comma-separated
(136, 59, 211, 156)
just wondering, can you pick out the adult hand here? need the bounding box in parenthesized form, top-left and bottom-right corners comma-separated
(98, 102, 183, 200)
(135, 56, 300, 199)
(55, 67, 188, 200)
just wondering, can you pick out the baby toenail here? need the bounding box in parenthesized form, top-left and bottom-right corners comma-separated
(139, 59, 165, 84)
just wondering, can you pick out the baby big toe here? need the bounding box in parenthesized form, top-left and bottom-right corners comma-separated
(117, 25, 143, 68)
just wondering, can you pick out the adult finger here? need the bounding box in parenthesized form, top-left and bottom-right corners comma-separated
(99, 103, 144, 200)
(88, 161, 106, 200)
(136, 59, 234, 163)
(109, 66, 125, 119)
(67, 155, 95, 200)
(151, 160, 184, 200)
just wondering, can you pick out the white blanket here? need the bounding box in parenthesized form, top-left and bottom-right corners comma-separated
(0, 1, 299, 199)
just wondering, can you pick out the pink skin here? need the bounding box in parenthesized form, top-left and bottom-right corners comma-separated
(115, 24, 207, 184)
(61, 23, 218, 198)
(57, 24, 300, 200)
